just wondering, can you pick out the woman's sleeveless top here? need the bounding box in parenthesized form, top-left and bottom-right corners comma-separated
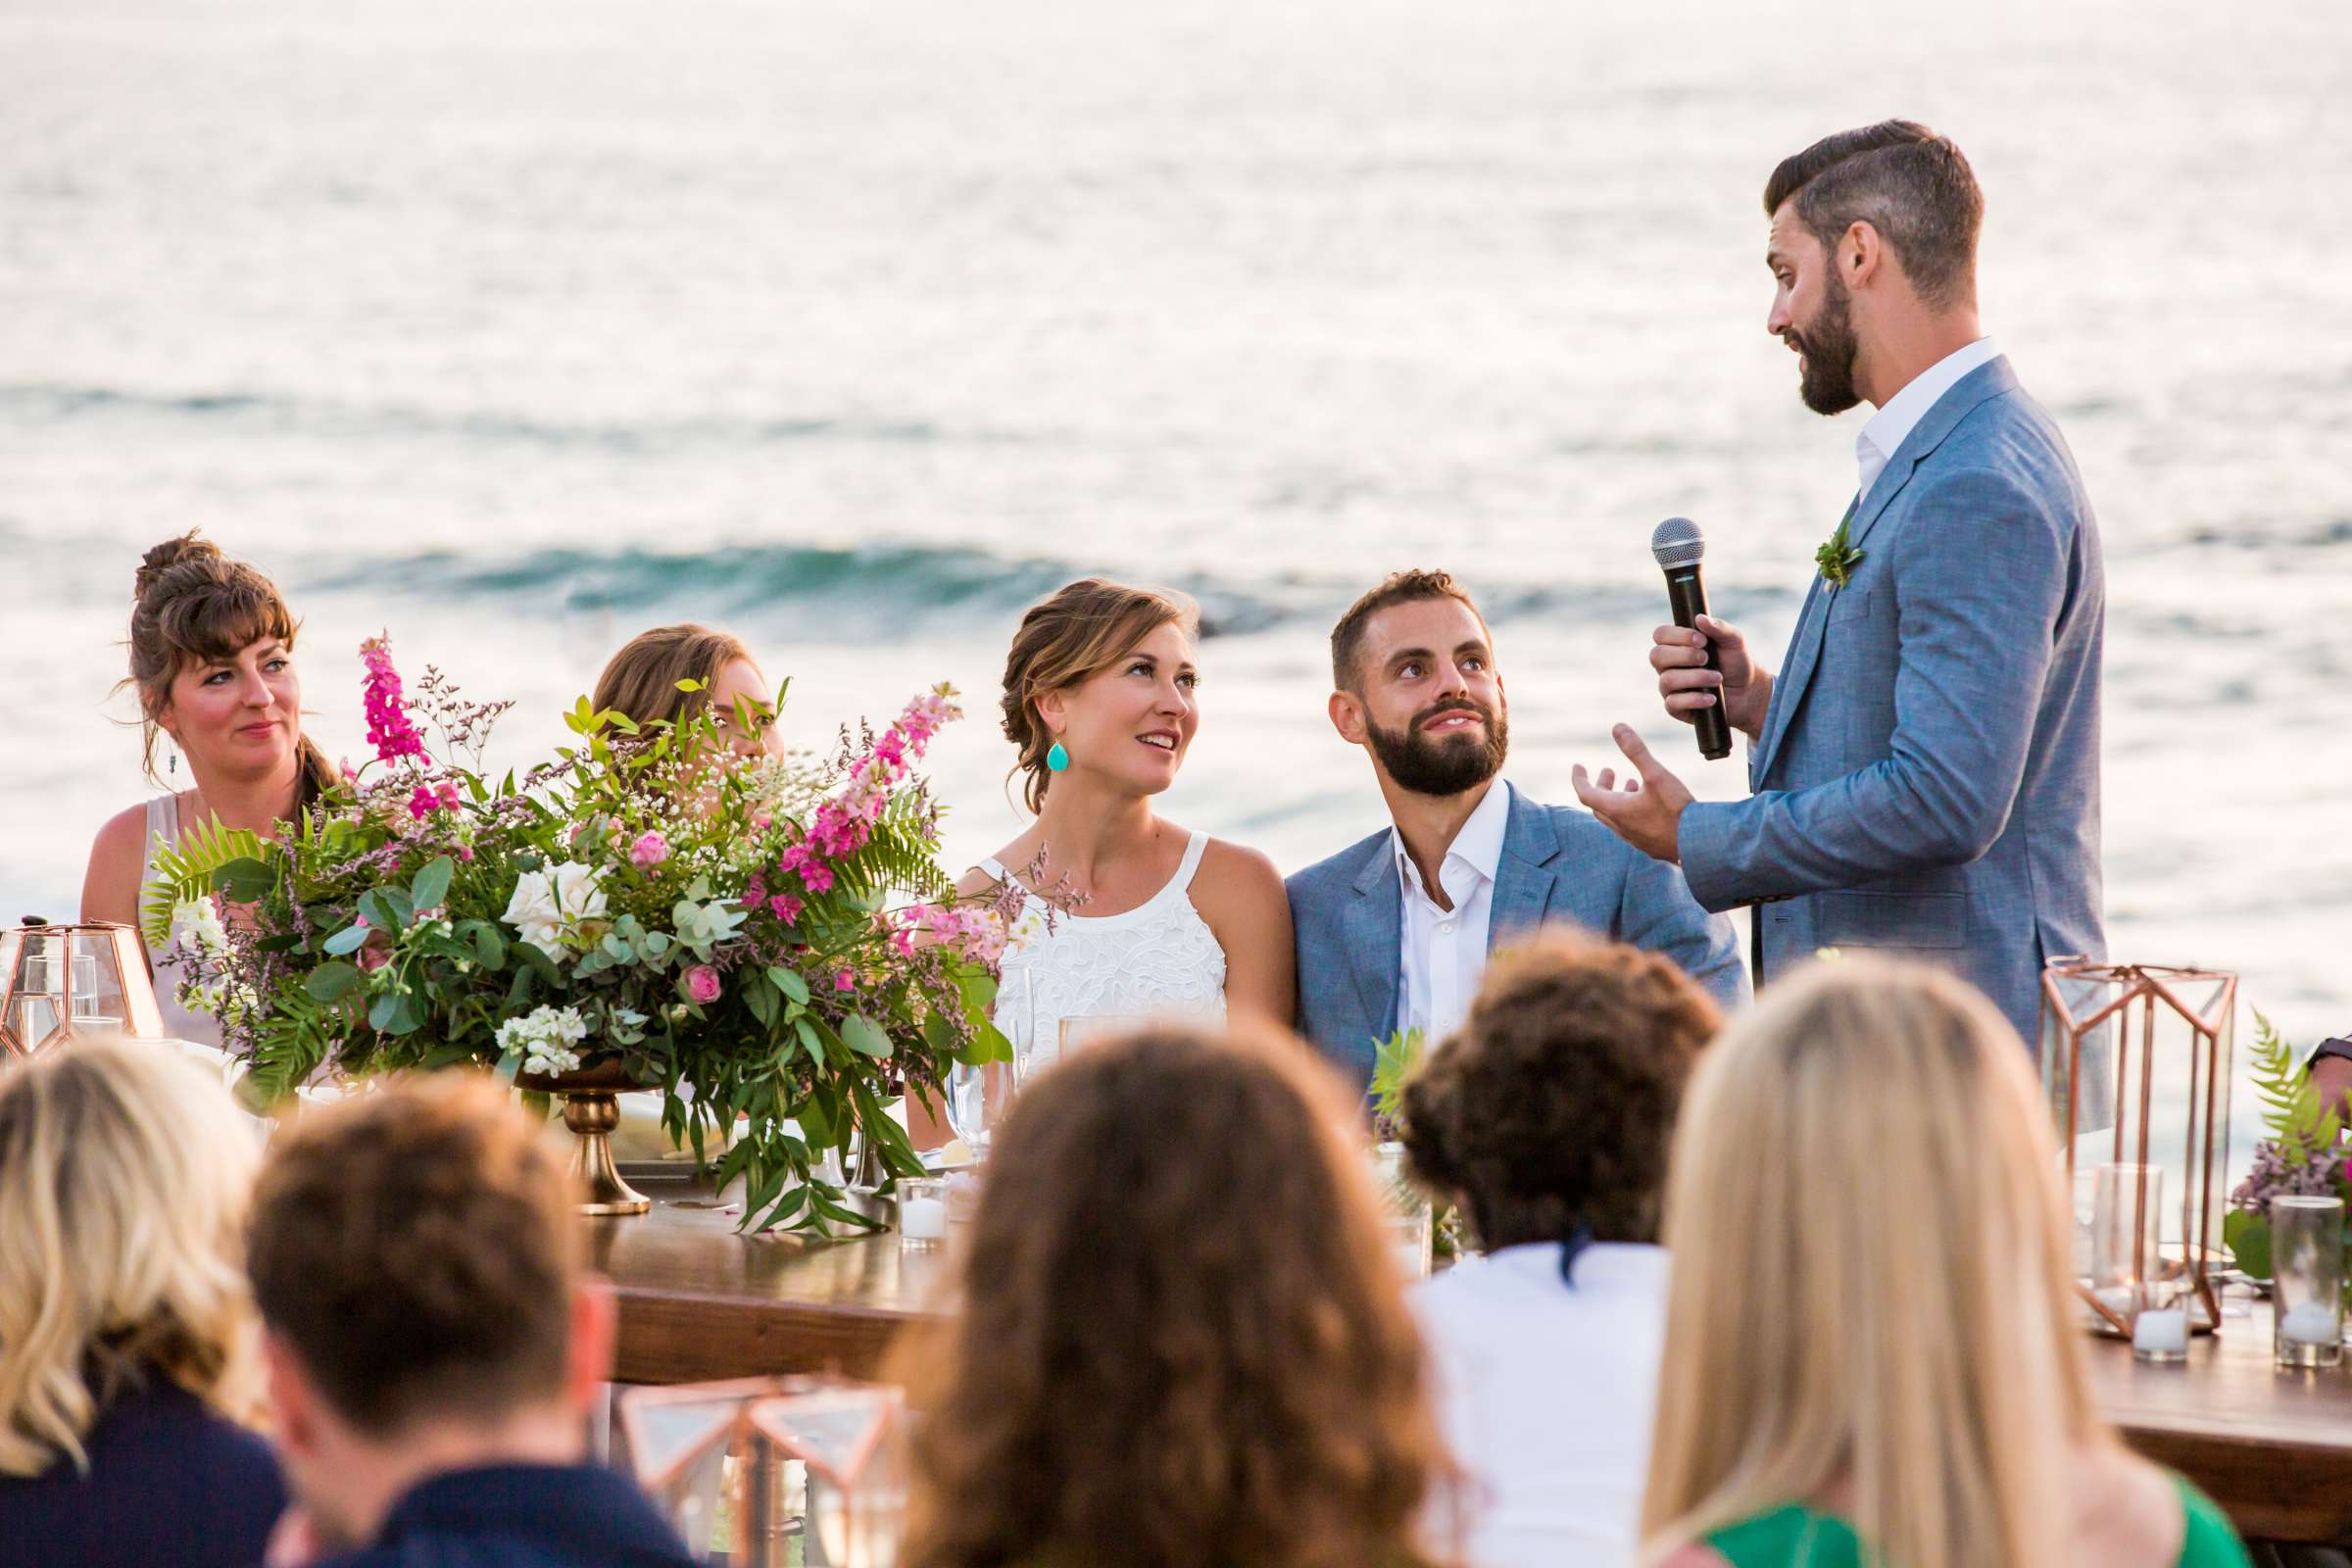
(1702, 1472, 2250, 1568)
(982, 830, 1227, 1064)
(140, 794, 224, 1050)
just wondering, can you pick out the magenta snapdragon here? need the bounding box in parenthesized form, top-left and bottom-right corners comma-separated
(360, 636, 429, 766)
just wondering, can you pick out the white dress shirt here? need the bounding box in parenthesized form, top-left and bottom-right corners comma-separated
(1413, 1242, 1671, 1568)
(1855, 335, 2001, 501)
(1393, 778, 1511, 1042)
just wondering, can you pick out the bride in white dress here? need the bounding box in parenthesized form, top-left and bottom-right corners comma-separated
(956, 579, 1296, 1064)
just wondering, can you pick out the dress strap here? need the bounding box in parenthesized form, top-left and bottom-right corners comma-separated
(1176, 830, 1210, 888)
(978, 857, 1012, 883)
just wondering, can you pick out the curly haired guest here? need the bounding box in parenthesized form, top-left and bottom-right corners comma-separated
(81, 532, 340, 1051)
(591, 622, 782, 760)
(1642, 960, 2249, 1568)
(895, 1023, 1455, 1568)
(0, 1041, 284, 1568)
(246, 1074, 695, 1567)
(1399, 931, 1722, 1568)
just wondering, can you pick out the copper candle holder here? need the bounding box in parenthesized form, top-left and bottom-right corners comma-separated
(0, 920, 168, 1057)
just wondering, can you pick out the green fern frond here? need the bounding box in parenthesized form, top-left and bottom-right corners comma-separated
(139, 816, 270, 945)
(2247, 1010, 2344, 1165)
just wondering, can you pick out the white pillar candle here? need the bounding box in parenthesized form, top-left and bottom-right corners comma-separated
(901, 1197, 947, 1242)
(2132, 1307, 2188, 1356)
(2279, 1301, 2341, 1347)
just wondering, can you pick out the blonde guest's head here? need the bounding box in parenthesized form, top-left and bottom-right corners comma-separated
(0, 1042, 265, 1478)
(1639, 958, 2100, 1568)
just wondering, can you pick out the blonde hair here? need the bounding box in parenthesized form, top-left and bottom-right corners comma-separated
(0, 1042, 265, 1477)
(591, 623, 755, 729)
(1639, 958, 2104, 1568)
(998, 578, 1199, 813)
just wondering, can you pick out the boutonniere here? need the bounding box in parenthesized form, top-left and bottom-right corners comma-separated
(1815, 508, 1865, 591)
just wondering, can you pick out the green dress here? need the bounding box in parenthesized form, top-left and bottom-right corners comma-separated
(1703, 1474, 2249, 1568)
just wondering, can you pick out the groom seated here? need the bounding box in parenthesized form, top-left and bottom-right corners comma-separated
(1288, 569, 1745, 1088)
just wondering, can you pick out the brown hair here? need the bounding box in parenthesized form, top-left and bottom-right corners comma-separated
(591, 622, 755, 728)
(122, 531, 336, 800)
(1401, 932, 1721, 1253)
(245, 1073, 581, 1437)
(998, 578, 1198, 813)
(1764, 120, 1984, 311)
(896, 1023, 1454, 1568)
(1329, 568, 1487, 692)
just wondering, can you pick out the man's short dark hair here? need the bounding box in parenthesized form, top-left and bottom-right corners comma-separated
(1329, 569, 1487, 692)
(247, 1074, 581, 1436)
(1764, 120, 1983, 310)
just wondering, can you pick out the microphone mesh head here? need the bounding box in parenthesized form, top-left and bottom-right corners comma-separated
(1650, 516, 1705, 569)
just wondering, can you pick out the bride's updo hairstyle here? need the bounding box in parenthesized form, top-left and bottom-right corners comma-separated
(122, 531, 336, 801)
(591, 623, 757, 729)
(999, 578, 1198, 813)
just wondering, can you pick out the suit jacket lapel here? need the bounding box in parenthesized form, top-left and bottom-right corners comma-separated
(1752, 356, 2022, 785)
(1489, 784, 1561, 944)
(1343, 833, 1402, 1043)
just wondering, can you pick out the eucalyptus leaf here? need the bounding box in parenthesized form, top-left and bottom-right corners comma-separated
(322, 922, 370, 957)
(768, 966, 809, 1004)
(305, 961, 363, 1004)
(840, 1014, 893, 1059)
(408, 856, 454, 913)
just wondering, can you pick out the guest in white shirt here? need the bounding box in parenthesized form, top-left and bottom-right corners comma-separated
(1401, 930, 1726, 1568)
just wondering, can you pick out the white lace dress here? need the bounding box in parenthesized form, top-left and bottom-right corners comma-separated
(983, 830, 1228, 1067)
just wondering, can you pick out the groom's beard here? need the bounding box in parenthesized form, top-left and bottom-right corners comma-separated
(1788, 266, 1862, 416)
(1366, 698, 1508, 798)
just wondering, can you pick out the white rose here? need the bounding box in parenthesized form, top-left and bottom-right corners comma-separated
(502, 862, 607, 955)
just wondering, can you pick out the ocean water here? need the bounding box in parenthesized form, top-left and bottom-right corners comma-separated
(4, 0, 2349, 1152)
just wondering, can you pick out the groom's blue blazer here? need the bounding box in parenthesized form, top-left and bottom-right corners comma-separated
(1677, 356, 2105, 1049)
(1288, 783, 1745, 1090)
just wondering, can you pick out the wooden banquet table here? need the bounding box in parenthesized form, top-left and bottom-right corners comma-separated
(592, 1183, 2352, 1547)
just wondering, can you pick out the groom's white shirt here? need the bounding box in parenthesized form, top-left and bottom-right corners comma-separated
(1856, 335, 2000, 498)
(1392, 777, 1511, 1041)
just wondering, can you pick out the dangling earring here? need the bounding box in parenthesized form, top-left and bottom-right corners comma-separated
(168, 742, 178, 777)
(1046, 739, 1070, 773)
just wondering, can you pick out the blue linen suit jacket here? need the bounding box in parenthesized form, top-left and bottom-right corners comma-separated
(1677, 356, 2105, 1049)
(1288, 782, 1746, 1090)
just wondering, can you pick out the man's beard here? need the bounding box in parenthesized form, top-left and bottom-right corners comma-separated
(1366, 698, 1508, 798)
(1788, 266, 1862, 416)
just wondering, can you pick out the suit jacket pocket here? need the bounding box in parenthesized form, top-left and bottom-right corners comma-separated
(1814, 888, 1968, 950)
(1826, 586, 1879, 624)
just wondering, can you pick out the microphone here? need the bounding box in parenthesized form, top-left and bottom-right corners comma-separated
(1649, 517, 1732, 760)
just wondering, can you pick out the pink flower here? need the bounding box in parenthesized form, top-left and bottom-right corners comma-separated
(799, 859, 835, 894)
(685, 965, 722, 1004)
(834, 969, 856, 993)
(360, 636, 429, 766)
(407, 784, 441, 819)
(630, 831, 669, 869)
(768, 894, 803, 924)
(437, 780, 462, 809)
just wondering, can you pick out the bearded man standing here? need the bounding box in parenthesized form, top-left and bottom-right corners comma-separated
(1573, 121, 2105, 1050)
(1288, 568, 1743, 1089)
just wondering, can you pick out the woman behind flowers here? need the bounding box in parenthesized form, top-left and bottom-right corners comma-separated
(896, 1023, 1454, 1568)
(1641, 959, 2249, 1568)
(591, 622, 782, 760)
(957, 579, 1295, 1055)
(0, 1041, 284, 1568)
(81, 533, 339, 1050)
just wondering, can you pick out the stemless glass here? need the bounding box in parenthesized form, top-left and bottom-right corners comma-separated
(944, 967, 1033, 1157)
(2271, 1196, 2345, 1370)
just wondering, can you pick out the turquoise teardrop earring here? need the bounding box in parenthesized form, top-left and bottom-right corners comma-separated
(1046, 740, 1071, 773)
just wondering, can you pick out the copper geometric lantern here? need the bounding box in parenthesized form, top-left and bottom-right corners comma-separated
(2040, 957, 2236, 1337)
(0, 919, 168, 1057)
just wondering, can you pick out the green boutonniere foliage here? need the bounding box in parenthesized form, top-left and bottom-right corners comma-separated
(1816, 510, 1865, 590)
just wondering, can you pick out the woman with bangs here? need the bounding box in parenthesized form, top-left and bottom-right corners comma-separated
(1640, 959, 2249, 1568)
(80, 533, 338, 1049)
(958, 579, 1294, 1055)
(0, 1040, 284, 1568)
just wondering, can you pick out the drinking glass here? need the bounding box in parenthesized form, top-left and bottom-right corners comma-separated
(2271, 1196, 2345, 1370)
(897, 1177, 950, 1251)
(945, 968, 1032, 1156)
(2091, 1163, 2184, 1357)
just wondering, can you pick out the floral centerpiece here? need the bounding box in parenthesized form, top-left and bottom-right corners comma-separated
(2223, 1013, 2351, 1309)
(146, 636, 1013, 1233)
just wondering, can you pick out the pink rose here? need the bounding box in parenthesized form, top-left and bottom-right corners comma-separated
(630, 831, 669, 869)
(685, 964, 721, 1004)
(834, 969, 856, 993)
